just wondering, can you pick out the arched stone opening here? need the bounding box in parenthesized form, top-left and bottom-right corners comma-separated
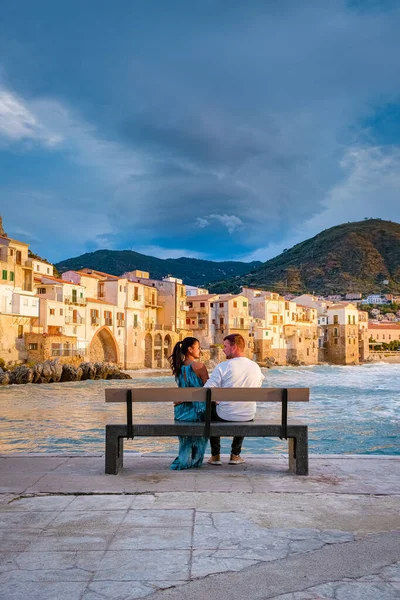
(144, 333, 153, 368)
(163, 334, 172, 367)
(154, 333, 163, 368)
(90, 327, 118, 363)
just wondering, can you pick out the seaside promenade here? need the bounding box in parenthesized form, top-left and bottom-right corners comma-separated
(0, 453, 399, 600)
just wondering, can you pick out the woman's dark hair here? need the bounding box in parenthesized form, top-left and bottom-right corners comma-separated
(169, 337, 199, 377)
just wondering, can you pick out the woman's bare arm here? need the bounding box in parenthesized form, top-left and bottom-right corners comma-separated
(191, 361, 209, 385)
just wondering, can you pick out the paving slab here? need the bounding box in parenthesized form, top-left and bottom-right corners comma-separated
(0, 454, 399, 599)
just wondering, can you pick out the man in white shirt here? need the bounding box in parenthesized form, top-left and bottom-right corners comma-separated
(204, 334, 264, 465)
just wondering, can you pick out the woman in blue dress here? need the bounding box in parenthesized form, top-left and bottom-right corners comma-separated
(169, 337, 209, 470)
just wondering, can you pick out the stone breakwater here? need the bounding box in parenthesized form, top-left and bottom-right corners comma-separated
(0, 359, 132, 385)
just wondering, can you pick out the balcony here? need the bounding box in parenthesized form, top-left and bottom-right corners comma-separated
(91, 318, 101, 326)
(22, 284, 33, 292)
(145, 322, 172, 331)
(132, 295, 142, 303)
(105, 318, 113, 326)
(64, 296, 87, 306)
(65, 316, 85, 325)
(117, 320, 125, 327)
(22, 259, 33, 269)
(51, 348, 86, 357)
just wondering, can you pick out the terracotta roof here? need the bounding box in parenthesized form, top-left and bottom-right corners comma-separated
(187, 294, 218, 301)
(86, 297, 116, 306)
(79, 268, 119, 280)
(73, 271, 102, 280)
(41, 275, 73, 285)
(368, 323, 400, 330)
(327, 303, 356, 309)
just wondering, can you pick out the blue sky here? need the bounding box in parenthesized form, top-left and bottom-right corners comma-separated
(0, 0, 400, 264)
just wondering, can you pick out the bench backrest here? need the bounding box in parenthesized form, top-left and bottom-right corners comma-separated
(105, 387, 309, 403)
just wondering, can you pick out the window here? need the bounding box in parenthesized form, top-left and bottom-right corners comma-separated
(348, 315, 351, 324)
(152, 293, 155, 305)
(233, 301, 237, 308)
(352, 316, 356, 324)
(119, 285, 122, 292)
(49, 308, 55, 316)
(334, 327, 338, 337)
(23, 297, 29, 306)
(186, 318, 190, 325)
(200, 302, 205, 308)
(9, 248, 14, 257)
(60, 309, 63, 316)
(334, 315, 338, 324)
(133, 314, 138, 328)
(2, 270, 7, 280)
(285, 302, 289, 310)
(37, 288, 46, 294)
(219, 303, 224, 308)
(37, 265, 40, 272)
(18, 325, 23, 339)
(134, 287, 139, 300)
(334, 338, 338, 345)
(47, 267, 50, 274)
(273, 315, 278, 325)
(243, 301, 248, 307)
(210, 303, 214, 308)
(28, 343, 38, 350)
(10, 271, 14, 281)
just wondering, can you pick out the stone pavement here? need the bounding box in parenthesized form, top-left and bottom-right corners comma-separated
(0, 453, 399, 600)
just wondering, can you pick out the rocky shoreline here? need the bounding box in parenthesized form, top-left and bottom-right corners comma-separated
(0, 360, 132, 385)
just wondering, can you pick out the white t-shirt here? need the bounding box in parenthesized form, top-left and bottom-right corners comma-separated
(204, 357, 264, 421)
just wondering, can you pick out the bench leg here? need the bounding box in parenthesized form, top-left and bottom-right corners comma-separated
(105, 427, 124, 475)
(288, 429, 308, 476)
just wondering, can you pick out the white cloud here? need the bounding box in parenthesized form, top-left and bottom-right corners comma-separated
(197, 213, 244, 234)
(0, 88, 63, 146)
(196, 217, 210, 228)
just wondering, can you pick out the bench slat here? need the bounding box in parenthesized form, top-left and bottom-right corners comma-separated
(105, 387, 309, 403)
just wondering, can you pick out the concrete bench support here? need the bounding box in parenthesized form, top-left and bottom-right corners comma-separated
(105, 422, 309, 476)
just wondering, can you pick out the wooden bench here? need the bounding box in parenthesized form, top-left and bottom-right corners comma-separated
(105, 387, 309, 476)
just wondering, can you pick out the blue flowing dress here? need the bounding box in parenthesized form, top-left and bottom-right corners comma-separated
(170, 364, 207, 470)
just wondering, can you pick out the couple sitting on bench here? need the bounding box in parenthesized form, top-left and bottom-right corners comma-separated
(169, 333, 264, 470)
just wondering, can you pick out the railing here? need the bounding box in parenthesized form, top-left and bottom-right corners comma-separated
(51, 348, 86, 357)
(117, 320, 125, 327)
(145, 322, 172, 331)
(91, 318, 101, 326)
(105, 318, 113, 326)
(64, 296, 87, 306)
(132, 296, 142, 302)
(65, 316, 85, 325)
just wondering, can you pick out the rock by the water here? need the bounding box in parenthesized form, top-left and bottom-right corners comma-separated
(107, 371, 131, 379)
(60, 364, 83, 382)
(10, 365, 34, 385)
(1, 359, 131, 385)
(0, 372, 10, 385)
(80, 362, 97, 380)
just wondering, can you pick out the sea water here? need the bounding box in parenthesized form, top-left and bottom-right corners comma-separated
(0, 363, 398, 455)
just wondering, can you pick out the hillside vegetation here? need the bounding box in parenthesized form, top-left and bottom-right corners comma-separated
(56, 250, 261, 287)
(208, 219, 400, 295)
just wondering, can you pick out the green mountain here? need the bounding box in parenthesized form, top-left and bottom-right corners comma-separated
(208, 219, 400, 295)
(55, 250, 261, 287)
